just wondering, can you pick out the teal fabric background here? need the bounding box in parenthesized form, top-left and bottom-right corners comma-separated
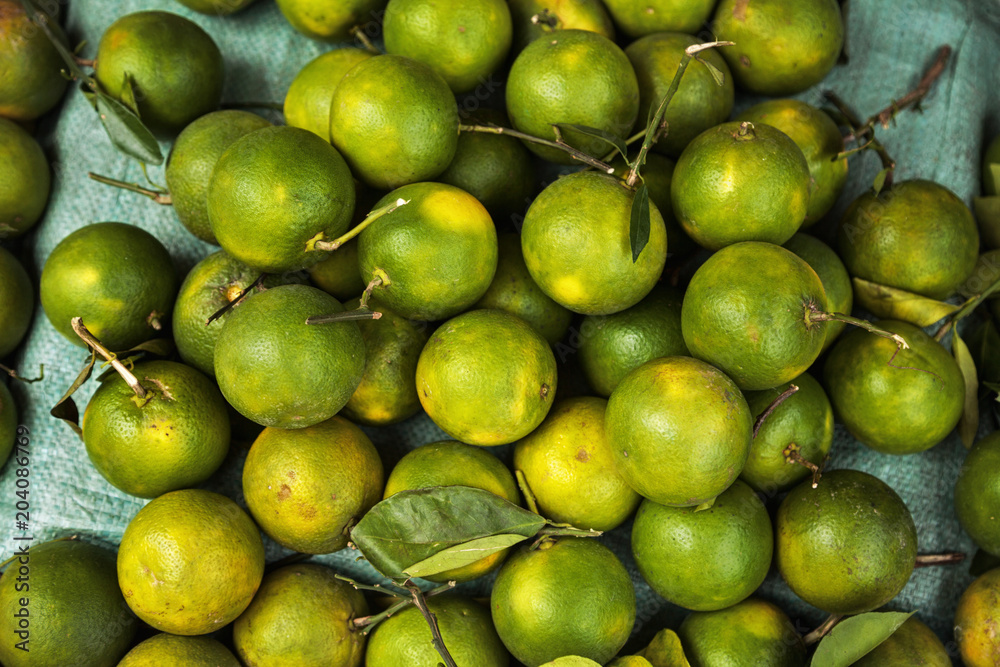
(4, 0, 1000, 661)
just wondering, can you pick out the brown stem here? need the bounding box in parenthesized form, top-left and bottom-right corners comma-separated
(804, 614, 844, 646)
(530, 9, 559, 28)
(459, 123, 614, 173)
(350, 26, 381, 55)
(70, 318, 146, 400)
(0, 363, 44, 383)
(872, 45, 952, 129)
(824, 92, 897, 185)
(805, 303, 909, 350)
(407, 582, 459, 667)
(88, 172, 172, 204)
(783, 444, 825, 488)
(205, 274, 267, 325)
(74, 56, 94, 68)
(352, 599, 411, 634)
(915, 552, 966, 568)
(305, 309, 382, 325)
(753, 384, 799, 438)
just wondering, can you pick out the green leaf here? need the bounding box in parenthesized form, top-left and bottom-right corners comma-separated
(49, 350, 97, 438)
(694, 55, 725, 86)
(953, 327, 979, 449)
(642, 629, 692, 667)
(402, 533, 527, 578)
(629, 183, 650, 263)
(970, 548, 1000, 577)
(973, 197, 1000, 249)
(94, 92, 163, 165)
(555, 124, 627, 161)
(350, 486, 546, 581)
(873, 167, 892, 195)
(810, 611, 915, 667)
(120, 72, 141, 117)
(852, 277, 958, 327)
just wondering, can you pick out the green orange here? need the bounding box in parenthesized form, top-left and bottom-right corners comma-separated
(955, 432, 1000, 556)
(984, 133, 1000, 196)
(782, 232, 853, 350)
(174, 0, 255, 15)
(604, 0, 715, 36)
(0, 245, 32, 358)
(308, 238, 365, 300)
(118, 634, 241, 666)
(853, 617, 951, 667)
(677, 598, 806, 667)
(284, 48, 373, 142)
(276, 0, 388, 42)
(0, 116, 50, 237)
(955, 568, 1000, 667)
(507, 0, 614, 53)
(0, 1, 68, 120)
(0, 381, 15, 466)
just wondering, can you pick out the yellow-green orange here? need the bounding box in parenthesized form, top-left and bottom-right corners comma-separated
(625, 32, 734, 157)
(853, 617, 951, 667)
(712, 0, 844, 95)
(276, 0, 387, 41)
(330, 54, 458, 189)
(956, 433, 1000, 556)
(308, 238, 365, 300)
(95, 11, 223, 133)
(0, 245, 32, 358)
(213, 284, 365, 428)
(604, 0, 715, 36)
(40, 222, 178, 351)
(243, 416, 383, 554)
(233, 564, 368, 667)
(0, 1, 68, 120)
(0, 539, 136, 667)
(521, 171, 667, 315)
(174, 0, 255, 15)
(0, 382, 15, 467)
(837, 180, 979, 299)
(776, 469, 917, 615)
(165, 110, 271, 244)
(678, 598, 806, 667)
(417, 309, 557, 445)
(491, 538, 635, 666)
(824, 320, 964, 455)
(681, 241, 828, 391)
(506, 30, 638, 164)
(358, 182, 498, 321)
(606, 356, 753, 507)
(783, 232, 853, 350)
(284, 48, 373, 142)
(738, 99, 848, 224)
(118, 634, 241, 667)
(515, 397, 640, 531)
(507, 0, 614, 52)
(117, 489, 265, 635)
(0, 116, 50, 237)
(955, 568, 1000, 667)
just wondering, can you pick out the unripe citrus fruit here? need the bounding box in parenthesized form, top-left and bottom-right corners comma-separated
(276, 0, 387, 42)
(118, 634, 241, 666)
(604, 0, 716, 36)
(0, 1, 68, 120)
(782, 232, 853, 351)
(677, 597, 806, 667)
(0, 116, 50, 237)
(0, 245, 32, 358)
(956, 432, 1000, 557)
(284, 47, 373, 142)
(507, 0, 614, 53)
(174, 0, 255, 15)
(955, 567, 1000, 667)
(853, 616, 951, 667)
(0, 381, 15, 466)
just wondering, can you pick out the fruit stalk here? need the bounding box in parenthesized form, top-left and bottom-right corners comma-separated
(407, 582, 459, 667)
(70, 317, 146, 399)
(205, 274, 267, 325)
(803, 614, 843, 645)
(805, 304, 908, 350)
(0, 363, 43, 383)
(783, 443, 825, 489)
(752, 384, 799, 438)
(915, 552, 966, 567)
(458, 123, 614, 173)
(309, 199, 410, 252)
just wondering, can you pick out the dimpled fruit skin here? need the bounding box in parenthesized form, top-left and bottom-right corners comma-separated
(165, 110, 271, 244)
(956, 433, 1000, 556)
(782, 232, 853, 351)
(507, 0, 614, 52)
(208, 126, 356, 273)
(118, 634, 241, 667)
(626, 32, 734, 157)
(678, 597, 806, 667)
(605, 356, 753, 507)
(955, 568, 1000, 667)
(358, 182, 498, 321)
(823, 319, 964, 455)
(118, 490, 264, 635)
(0, 246, 32, 358)
(671, 122, 810, 250)
(521, 171, 667, 315)
(0, 540, 136, 667)
(40, 222, 178, 352)
(417, 309, 557, 446)
(276, 0, 387, 41)
(330, 54, 459, 189)
(213, 284, 365, 429)
(506, 30, 639, 164)
(491, 538, 635, 666)
(776, 469, 917, 615)
(605, 0, 715, 35)
(174, 0, 255, 15)
(368, 596, 509, 667)
(681, 242, 827, 391)
(0, 117, 51, 237)
(837, 180, 979, 299)
(853, 617, 951, 667)
(243, 416, 383, 554)
(233, 564, 368, 667)
(0, 2, 68, 120)
(284, 48, 373, 142)
(95, 11, 223, 133)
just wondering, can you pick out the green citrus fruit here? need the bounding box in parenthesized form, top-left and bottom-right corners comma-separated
(233, 563, 368, 666)
(416, 309, 557, 445)
(474, 232, 572, 345)
(384, 0, 512, 93)
(853, 616, 950, 667)
(0, 539, 136, 667)
(737, 99, 848, 225)
(625, 32, 734, 157)
(632, 480, 772, 611)
(118, 634, 241, 666)
(40, 222, 178, 351)
(605, 356, 753, 506)
(0, 116, 50, 237)
(515, 396, 640, 531)
(712, 0, 844, 95)
(604, 0, 715, 36)
(118, 489, 265, 635)
(545, 659, 603, 667)
(577, 285, 687, 396)
(521, 171, 667, 315)
(960, 249, 1000, 300)
(308, 238, 365, 299)
(492, 538, 635, 666)
(214, 283, 365, 428)
(782, 232, 853, 351)
(983, 133, 1000, 196)
(368, 596, 509, 667)
(173, 0, 255, 15)
(0, 381, 15, 466)
(681, 241, 828, 391)
(330, 54, 459, 189)
(956, 432, 1000, 556)
(208, 125, 356, 273)
(823, 319, 964, 455)
(384, 440, 519, 582)
(95, 11, 224, 133)
(776, 469, 917, 615)
(243, 415, 383, 553)
(358, 182, 498, 321)
(0, 245, 32, 358)
(741, 373, 833, 494)
(284, 47, 373, 142)
(507, 0, 614, 53)
(837, 179, 979, 299)
(672, 121, 810, 250)
(165, 109, 271, 244)
(955, 568, 1000, 667)
(276, 0, 387, 41)
(0, 1, 68, 120)
(506, 29, 639, 164)
(341, 297, 429, 426)
(677, 597, 806, 667)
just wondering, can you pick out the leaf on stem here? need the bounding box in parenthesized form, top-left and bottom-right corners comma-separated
(810, 611, 915, 667)
(49, 350, 97, 437)
(555, 124, 627, 161)
(629, 183, 650, 263)
(120, 72, 141, 117)
(852, 278, 958, 327)
(873, 167, 892, 195)
(693, 55, 726, 86)
(94, 338, 175, 382)
(94, 92, 163, 165)
(953, 327, 979, 449)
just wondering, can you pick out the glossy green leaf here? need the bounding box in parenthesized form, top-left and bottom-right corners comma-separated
(810, 611, 915, 667)
(643, 629, 692, 667)
(94, 92, 164, 165)
(852, 277, 958, 327)
(873, 167, 892, 195)
(402, 533, 526, 578)
(953, 328, 979, 449)
(555, 124, 627, 161)
(694, 55, 725, 86)
(351, 486, 545, 581)
(974, 197, 1000, 250)
(120, 72, 141, 117)
(629, 183, 650, 263)
(49, 350, 97, 438)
